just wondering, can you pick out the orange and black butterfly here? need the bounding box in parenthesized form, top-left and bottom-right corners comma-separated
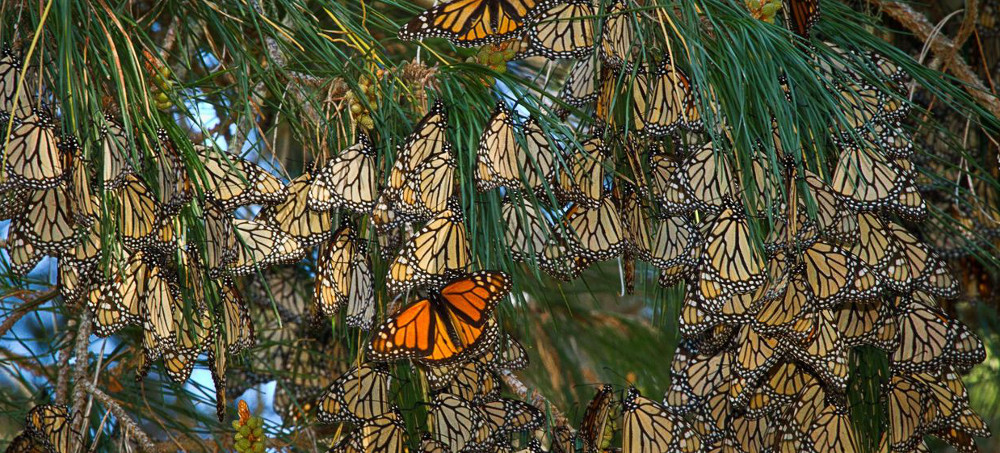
(368, 271, 510, 365)
(786, 0, 819, 39)
(398, 0, 559, 47)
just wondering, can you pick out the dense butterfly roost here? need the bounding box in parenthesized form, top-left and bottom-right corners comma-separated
(1, 0, 996, 452)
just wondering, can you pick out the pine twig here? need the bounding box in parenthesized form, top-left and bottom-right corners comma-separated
(55, 323, 75, 404)
(82, 380, 158, 452)
(871, 0, 1000, 117)
(70, 312, 92, 439)
(0, 287, 60, 338)
(499, 369, 575, 434)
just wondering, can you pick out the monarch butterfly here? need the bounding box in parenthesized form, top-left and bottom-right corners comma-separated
(830, 143, 910, 211)
(833, 298, 895, 349)
(633, 59, 701, 136)
(139, 264, 184, 363)
(555, 136, 608, 208)
(316, 363, 393, 424)
(885, 374, 931, 452)
(216, 277, 255, 355)
(0, 44, 32, 118)
(369, 271, 510, 365)
(113, 174, 166, 250)
(515, 0, 595, 59)
(6, 223, 42, 276)
(697, 207, 766, 300)
(163, 297, 212, 383)
(808, 406, 860, 453)
(797, 169, 859, 244)
(480, 332, 530, 370)
(330, 410, 409, 453)
(98, 114, 136, 190)
(799, 240, 882, 306)
(382, 100, 456, 222)
(563, 195, 625, 261)
(207, 336, 230, 422)
(8, 184, 79, 255)
(891, 294, 985, 373)
(315, 222, 375, 329)
(426, 360, 501, 404)
(398, 0, 557, 47)
(5, 111, 64, 189)
(309, 132, 378, 213)
(558, 56, 598, 109)
(420, 433, 450, 453)
(60, 138, 99, 223)
(24, 405, 73, 453)
(228, 218, 306, 276)
(660, 143, 736, 215)
(622, 387, 702, 453)
(476, 104, 556, 193)
(594, 66, 620, 130)
(58, 222, 102, 304)
(259, 172, 334, 248)
(621, 187, 700, 272)
(152, 129, 192, 216)
(885, 222, 957, 298)
(599, 0, 635, 69)
(201, 203, 237, 276)
(87, 247, 148, 336)
(787, 309, 850, 391)
(479, 397, 545, 435)
(429, 393, 489, 451)
(785, 0, 819, 38)
(387, 200, 470, 295)
(732, 323, 781, 384)
(194, 145, 286, 211)
(501, 197, 551, 262)
(539, 232, 594, 281)
(248, 266, 311, 321)
(579, 384, 617, 453)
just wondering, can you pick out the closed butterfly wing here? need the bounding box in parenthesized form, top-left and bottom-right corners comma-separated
(516, 0, 595, 59)
(317, 363, 393, 424)
(195, 146, 286, 210)
(387, 201, 470, 294)
(309, 132, 378, 213)
(229, 218, 305, 276)
(623, 387, 702, 453)
(6, 111, 64, 189)
(559, 56, 598, 108)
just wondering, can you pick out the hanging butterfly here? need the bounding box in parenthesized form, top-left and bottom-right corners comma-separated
(558, 56, 598, 111)
(227, 218, 306, 276)
(579, 384, 617, 453)
(315, 221, 376, 329)
(99, 114, 137, 190)
(23, 405, 74, 453)
(316, 363, 394, 425)
(1, 44, 33, 118)
(5, 109, 64, 189)
(633, 58, 702, 136)
(515, 0, 595, 59)
(386, 199, 471, 295)
(369, 271, 510, 365)
(622, 386, 702, 453)
(561, 195, 625, 261)
(398, 0, 559, 47)
(194, 145, 286, 211)
(259, 171, 334, 249)
(785, 0, 819, 38)
(555, 136, 609, 208)
(476, 103, 556, 193)
(599, 0, 636, 70)
(152, 129, 193, 216)
(378, 100, 456, 227)
(309, 131, 378, 214)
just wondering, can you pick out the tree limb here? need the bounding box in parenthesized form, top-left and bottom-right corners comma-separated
(871, 0, 1000, 117)
(499, 369, 575, 434)
(0, 287, 60, 338)
(82, 380, 158, 453)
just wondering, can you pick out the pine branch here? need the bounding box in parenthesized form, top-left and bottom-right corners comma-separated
(70, 312, 92, 441)
(0, 287, 60, 338)
(82, 380, 158, 453)
(872, 0, 1000, 116)
(499, 369, 576, 434)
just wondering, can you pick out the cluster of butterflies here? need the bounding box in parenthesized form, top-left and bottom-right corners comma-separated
(5, 405, 75, 453)
(396, 0, 989, 452)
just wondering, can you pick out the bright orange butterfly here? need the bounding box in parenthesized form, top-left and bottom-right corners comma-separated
(368, 271, 511, 365)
